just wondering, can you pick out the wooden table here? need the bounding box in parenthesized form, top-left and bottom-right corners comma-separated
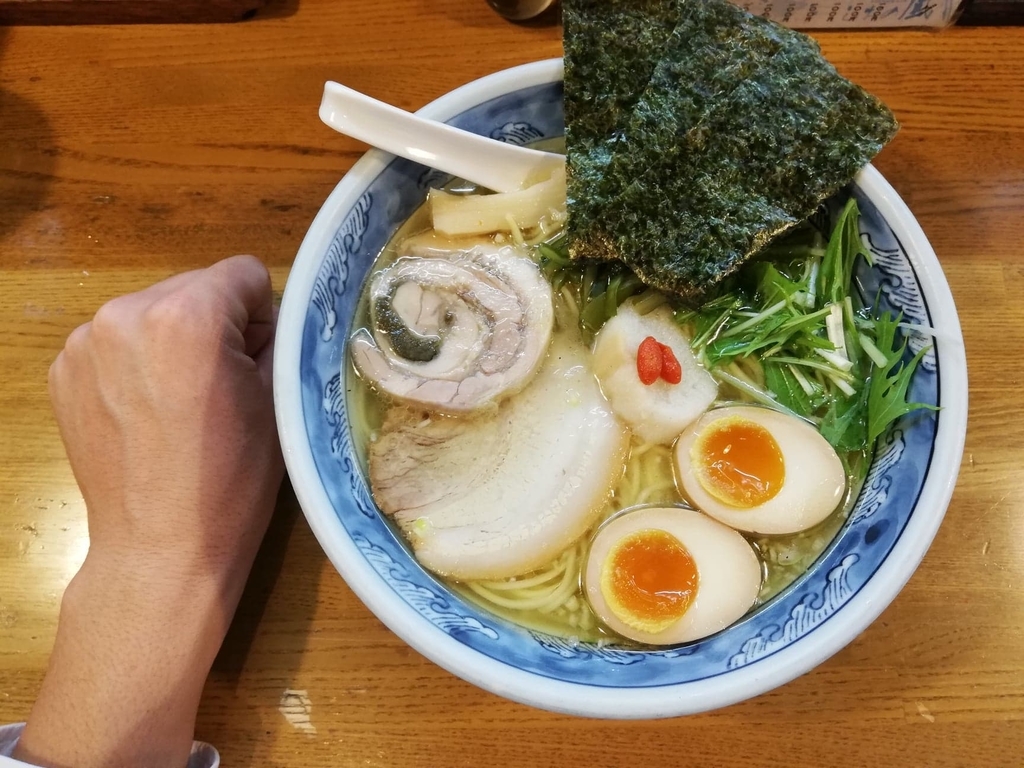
(2, 3, 1022, 765)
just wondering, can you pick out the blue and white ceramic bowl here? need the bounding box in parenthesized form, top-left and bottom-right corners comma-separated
(274, 59, 968, 718)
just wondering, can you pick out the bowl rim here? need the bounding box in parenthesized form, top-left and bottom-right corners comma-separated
(274, 58, 968, 718)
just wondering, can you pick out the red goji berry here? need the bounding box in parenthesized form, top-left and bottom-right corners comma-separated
(659, 343, 682, 385)
(636, 336, 663, 385)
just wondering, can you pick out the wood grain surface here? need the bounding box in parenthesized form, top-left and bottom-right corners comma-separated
(1, 2, 1023, 766)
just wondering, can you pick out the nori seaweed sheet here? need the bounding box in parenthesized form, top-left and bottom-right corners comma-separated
(564, 0, 899, 300)
(563, 0, 681, 258)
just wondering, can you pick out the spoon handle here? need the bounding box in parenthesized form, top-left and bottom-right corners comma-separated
(319, 81, 564, 194)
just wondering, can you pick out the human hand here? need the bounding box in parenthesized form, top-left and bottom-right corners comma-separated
(17, 255, 285, 768)
(49, 253, 283, 583)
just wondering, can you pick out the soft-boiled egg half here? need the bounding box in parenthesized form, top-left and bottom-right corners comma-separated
(584, 506, 762, 645)
(675, 405, 847, 535)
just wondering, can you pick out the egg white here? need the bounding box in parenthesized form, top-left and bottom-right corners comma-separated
(675, 405, 847, 535)
(584, 506, 762, 646)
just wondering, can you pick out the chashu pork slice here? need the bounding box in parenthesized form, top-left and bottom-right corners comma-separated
(368, 332, 630, 581)
(350, 245, 553, 416)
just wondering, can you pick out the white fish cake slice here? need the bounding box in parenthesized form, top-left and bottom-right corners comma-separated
(592, 304, 718, 445)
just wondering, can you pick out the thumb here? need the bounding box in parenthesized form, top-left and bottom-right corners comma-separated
(253, 305, 278, 397)
(205, 255, 275, 344)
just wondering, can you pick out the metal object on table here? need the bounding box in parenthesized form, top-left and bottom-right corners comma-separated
(486, 0, 557, 22)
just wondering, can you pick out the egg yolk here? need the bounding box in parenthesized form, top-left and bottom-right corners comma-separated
(599, 529, 699, 634)
(691, 416, 785, 508)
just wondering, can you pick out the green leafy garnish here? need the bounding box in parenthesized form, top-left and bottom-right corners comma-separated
(763, 362, 817, 417)
(819, 386, 869, 453)
(536, 235, 648, 342)
(539, 197, 937, 490)
(817, 198, 871, 307)
(675, 198, 938, 491)
(867, 313, 938, 444)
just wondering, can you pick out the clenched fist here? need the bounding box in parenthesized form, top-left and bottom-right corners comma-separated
(18, 255, 285, 768)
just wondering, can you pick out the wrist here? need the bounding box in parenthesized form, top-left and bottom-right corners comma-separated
(16, 553, 235, 768)
(70, 549, 242, 667)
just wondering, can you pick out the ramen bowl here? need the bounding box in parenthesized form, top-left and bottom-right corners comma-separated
(273, 58, 968, 718)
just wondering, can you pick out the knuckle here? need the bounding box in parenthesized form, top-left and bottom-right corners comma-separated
(144, 290, 218, 339)
(61, 321, 92, 359)
(230, 253, 268, 278)
(212, 254, 272, 301)
(47, 352, 64, 400)
(48, 357, 73, 423)
(50, 321, 89, 409)
(90, 298, 132, 339)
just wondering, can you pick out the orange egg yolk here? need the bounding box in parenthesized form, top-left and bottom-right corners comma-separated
(692, 416, 785, 508)
(600, 529, 699, 634)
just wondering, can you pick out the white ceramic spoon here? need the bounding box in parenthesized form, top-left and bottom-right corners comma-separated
(319, 81, 564, 194)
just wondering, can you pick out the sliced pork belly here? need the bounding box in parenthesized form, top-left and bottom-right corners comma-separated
(368, 333, 630, 581)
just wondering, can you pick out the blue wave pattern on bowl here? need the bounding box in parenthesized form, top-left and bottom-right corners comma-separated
(299, 81, 940, 687)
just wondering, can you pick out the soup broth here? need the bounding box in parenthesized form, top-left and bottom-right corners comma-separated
(346, 209, 865, 645)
